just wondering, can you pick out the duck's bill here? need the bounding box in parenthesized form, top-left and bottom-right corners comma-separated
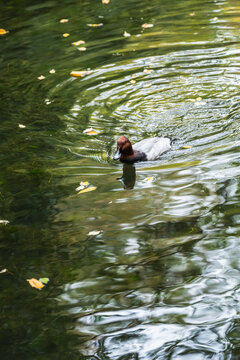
(113, 149, 121, 160)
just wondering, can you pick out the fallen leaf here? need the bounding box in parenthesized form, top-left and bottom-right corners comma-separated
(130, 79, 136, 84)
(144, 69, 152, 73)
(123, 31, 131, 37)
(27, 278, 44, 290)
(72, 40, 85, 46)
(18, 124, 26, 128)
(0, 269, 7, 274)
(143, 176, 154, 182)
(39, 277, 49, 284)
(78, 186, 96, 195)
(38, 75, 45, 80)
(108, 201, 112, 204)
(83, 128, 98, 135)
(49, 69, 56, 74)
(189, 12, 195, 16)
(63, 33, 70, 37)
(131, 74, 137, 78)
(87, 23, 103, 27)
(77, 47, 87, 51)
(102, 0, 110, 3)
(0, 29, 9, 35)
(70, 70, 91, 78)
(88, 230, 101, 236)
(75, 181, 89, 191)
(196, 97, 202, 101)
(0, 220, 9, 225)
(182, 145, 192, 149)
(59, 19, 69, 23)
(142, 23, 153, 29)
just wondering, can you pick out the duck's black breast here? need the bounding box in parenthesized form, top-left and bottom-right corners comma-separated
(121, 150, 147, 164)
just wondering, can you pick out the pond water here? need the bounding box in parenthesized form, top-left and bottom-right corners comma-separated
(1, 0, 240, 358)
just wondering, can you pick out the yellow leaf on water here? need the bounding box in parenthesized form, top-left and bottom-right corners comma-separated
(130, 79, 136, 84)
(102, 0, 110, 3)
(70, 70, 91, 78)
(27, 278, 44, 290)
(0, 220, 9, 225)
(142, 23, 153, 28)
(131, 74, 137, 78)
(196, 97, 202, 101)
(59, 18, 69, 23)
(182, 145, 192, 149)
(0, 269, 7, 274)
(77, 47, 87, 51)
(75, 181, 89, 191)
(78, 186, 96, 195)
(49, 69, 56, 74)
(144, 69, 152, 73)
(123, 31, 131, 37)
(18, 124, 26, 128)
(38, 75, 45, 80)
(0, 29, 9, 35)
(72, 40, 85, 46)
(143, 176, 154, 182)
(189, 12, 195, 16)
(63, 33, 70, 37)
(87, 23, 103, 27)
(83, 128, 98, 135)
(88, 230, 101, 236)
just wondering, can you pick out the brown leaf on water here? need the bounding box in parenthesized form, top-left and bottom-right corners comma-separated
(142, 23, 153, 29)
(72, 40, 85, 46)
(77, 186, 96, 195)
(59, 19, 69, 23)
(63, 33, 70, 37)
(70, 70, 91, 78)
(0, 29, 9, 35)
(27, 278, 44, 290)
(102, 0, 110, 3)
(87, 23, 103, 27)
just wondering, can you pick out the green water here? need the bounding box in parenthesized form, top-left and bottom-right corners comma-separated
(1, 0, 240, 359)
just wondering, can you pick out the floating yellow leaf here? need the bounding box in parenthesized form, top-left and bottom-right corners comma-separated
(144, 69, 152, 74)
(77, 47, 87, 51)
(131, 74, 137, 78)
(102, 0, 110, 3)
(70, 70, 91, 78)
(0, 28, 8, 35)
(123, 31, 131, 37)
(87, 23, 103, 27)
(72, 40, 85, 46)
(182, 145, 192, 149)
(78, 186, 96, 195)
(63, 33, 70, 37)
(49, 69, 56, 74)
(142, 23, 153, 28)
(130, 79, 136, 84)
(189, 12, 195, 16)
(18, 124, 26, 128)
(38, 75, 45, 80)
(0, 269, 7, 274)
(59, 19, 69, 23)
(143, 176, 154, 182)
(83, 128, 98, 135)
(88, 230, 101, 236)
(196, 97, 202, 101)
(27, 278, 44, 290)
(75, 181, 89, 191)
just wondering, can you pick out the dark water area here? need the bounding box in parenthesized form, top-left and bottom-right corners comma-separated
(1, 0, 240, 358)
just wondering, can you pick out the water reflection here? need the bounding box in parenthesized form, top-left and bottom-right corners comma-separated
(117, 164, 136, 190)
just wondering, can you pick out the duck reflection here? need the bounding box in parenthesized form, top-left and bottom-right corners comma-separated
(117, 163, 136, 189)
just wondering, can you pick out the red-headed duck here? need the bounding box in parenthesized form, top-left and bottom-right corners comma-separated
(113, 135, 173, 163)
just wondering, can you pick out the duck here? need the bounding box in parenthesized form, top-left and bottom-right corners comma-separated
(113, 135, 173, 163)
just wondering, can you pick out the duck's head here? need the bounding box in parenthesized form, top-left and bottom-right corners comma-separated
(113, 136, 134, 160)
